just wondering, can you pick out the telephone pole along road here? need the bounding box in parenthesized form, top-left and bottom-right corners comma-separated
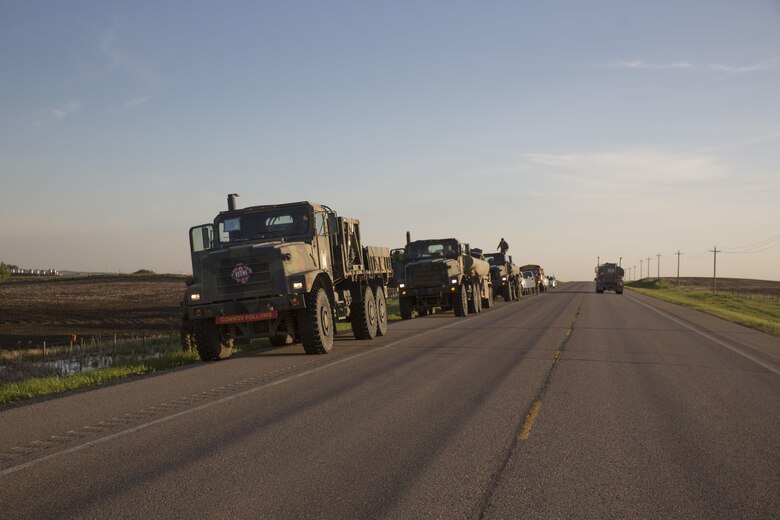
(1, 282, 778, 519)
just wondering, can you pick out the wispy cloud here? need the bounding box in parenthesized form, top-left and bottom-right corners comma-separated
(524, 148, 730, 188)
(605, 59, 777, 75)
(99, 27, 161, 91)
(124, 96, 149, 108)
(51, 102, 84, 119)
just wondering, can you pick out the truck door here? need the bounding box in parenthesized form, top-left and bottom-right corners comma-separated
(314, 212, 331, 272)
(189, 224, 215, 279)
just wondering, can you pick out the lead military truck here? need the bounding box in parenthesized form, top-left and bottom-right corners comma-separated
(398, 238, 492, 319)
(595, 262, 624, 294)
(182, 195, 392, 360)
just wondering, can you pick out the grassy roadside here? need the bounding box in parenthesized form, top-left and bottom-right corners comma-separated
(626, 279, 780, 337)
(1, 298, 404, 406)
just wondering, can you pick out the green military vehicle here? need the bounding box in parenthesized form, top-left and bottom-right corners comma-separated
(595, 263, 624, 294)
(182, 195, 392, 360)
(398, 238, 492, 319)
(484, 252, 522, 301)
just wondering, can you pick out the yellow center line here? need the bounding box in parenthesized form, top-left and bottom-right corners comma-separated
(553, 351, 561, 364)
(518, 401, 542, 441)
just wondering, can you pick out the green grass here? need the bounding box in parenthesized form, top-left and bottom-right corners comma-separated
(626, 279, 780, 337)
(0, 351, 201, 406)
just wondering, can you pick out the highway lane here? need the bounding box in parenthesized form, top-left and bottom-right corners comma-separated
(1, 282, 778, 519)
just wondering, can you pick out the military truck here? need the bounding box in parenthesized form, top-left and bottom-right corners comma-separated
(519, 264, 546, 293)
(595, 263, 624, 294)
(484, 252, 522, 301)
(182, 195, 392, 360)
(398, 238, 492, 319)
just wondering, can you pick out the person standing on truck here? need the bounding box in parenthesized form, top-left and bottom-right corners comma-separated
(497, 238, 509, 254)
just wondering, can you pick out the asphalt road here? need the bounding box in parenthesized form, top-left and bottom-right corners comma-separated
(1, 282, 778, 519)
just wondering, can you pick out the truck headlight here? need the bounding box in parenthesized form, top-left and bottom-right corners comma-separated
(398, 283, 405, 289)
(190, 293, 201, 302)
(293, 282, 303, 290)
(451, 278, 458, 284)
(501, 276, 507, 281)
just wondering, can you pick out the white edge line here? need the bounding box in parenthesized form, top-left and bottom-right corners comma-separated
(625, 293, 778, 375)
(1, 300, 526, 477)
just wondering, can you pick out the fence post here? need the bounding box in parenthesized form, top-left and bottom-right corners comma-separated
(113, 334, 117, 361)
(41, 340, 46, 367)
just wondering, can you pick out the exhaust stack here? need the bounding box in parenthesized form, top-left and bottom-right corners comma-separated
(227, 193, 239, 211)
(406, 231, 411, 244)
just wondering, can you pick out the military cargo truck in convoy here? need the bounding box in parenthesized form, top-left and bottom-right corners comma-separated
(596, 263, 624, 294)
(484, 252, 522, 301)
(520, 264, 547, 293)
(398, 238, 492, 319)
(181, 195, 392, 360)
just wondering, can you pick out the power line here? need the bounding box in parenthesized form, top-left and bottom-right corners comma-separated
(722, 233, 780, 252)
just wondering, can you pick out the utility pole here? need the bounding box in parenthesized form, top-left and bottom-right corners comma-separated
(675, 250, 683, 286)
(646, 257, 651, 280)
(640, 260, 644, 279)
(710, 246, 721, 294)
(656, 253, 662, 280)
(633, 265, 636, 282)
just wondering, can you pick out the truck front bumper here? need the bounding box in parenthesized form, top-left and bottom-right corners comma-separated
(187, 294, 306, 322)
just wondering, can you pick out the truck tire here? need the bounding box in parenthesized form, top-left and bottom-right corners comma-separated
(399, 296, 413, 320)
(483, 285, 494, 309)
(299, 287, 334, 354)
(468, 283, 481, 314)
(453, 283, 469, 317)
(193, 319, 233, 361)
(352, 285, 378, 340)
(502, 284, 511, 302)
(375, 286, 388, 336)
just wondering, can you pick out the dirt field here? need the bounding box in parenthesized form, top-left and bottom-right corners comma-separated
(0, 275, 186, 349)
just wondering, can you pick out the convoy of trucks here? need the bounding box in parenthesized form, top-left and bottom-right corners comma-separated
(181, 195, 557, 359)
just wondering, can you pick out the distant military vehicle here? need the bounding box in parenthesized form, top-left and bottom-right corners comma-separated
(484, 252, 522, 301)
(596, 263, 624, 294)
(182, 195, 392, 360)
(398, 238, 492, 319)
(519, 264, 547, 293)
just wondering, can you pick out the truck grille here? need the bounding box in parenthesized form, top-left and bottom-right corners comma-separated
(216, 259, 273, 298)
(408, 265, 445, 288)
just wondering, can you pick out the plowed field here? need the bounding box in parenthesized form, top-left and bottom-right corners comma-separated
(0, 276, 186, 349)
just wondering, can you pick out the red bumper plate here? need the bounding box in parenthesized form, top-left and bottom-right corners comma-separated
(215, 311, 278, 325)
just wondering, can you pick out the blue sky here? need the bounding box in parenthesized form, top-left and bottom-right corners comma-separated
(1, 1, 778, 280)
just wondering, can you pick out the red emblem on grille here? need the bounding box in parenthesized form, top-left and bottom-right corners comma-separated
(231, 264, 252, 284)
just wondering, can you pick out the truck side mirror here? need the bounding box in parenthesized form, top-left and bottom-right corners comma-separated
(327, 213, 338, 236)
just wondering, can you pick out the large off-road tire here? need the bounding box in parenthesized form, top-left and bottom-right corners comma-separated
(399, 296, 413, 320)
(375, 286, 388, 336)
(453, 283, 469, 317)
(298, 287, 335, 354)
(468, 283, 481, 314)
(502, 284, 512, 302)
(483, 285, 494, 309)
(193, 319, 233, 361)
(352, 285, 378, 340)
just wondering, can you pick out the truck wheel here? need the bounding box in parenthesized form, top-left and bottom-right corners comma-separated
(453, 284, 469, 317)
(399, 296, 413, 320)
(352, 285, 378, 340)
(502, 284, 511, 302)
(193, 319, 233, 361)
(483, 285, 494, 309)
(375, 286, 388, 336)
(467, 283, 480, 314)
(298, 287, 335, 354)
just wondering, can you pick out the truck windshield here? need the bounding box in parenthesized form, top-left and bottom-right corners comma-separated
(406, 240, 459, 260)
(216, 207, 312, 244)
